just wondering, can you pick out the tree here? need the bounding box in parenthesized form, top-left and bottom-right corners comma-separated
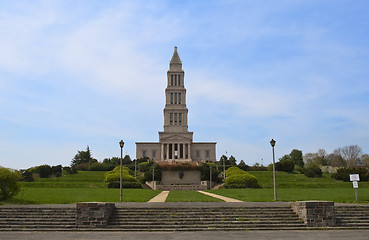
(71, 146, 96, 168)
(228, 155, 237, 166)
(332, 145, 363, 168)
(290, 149, 304, 167)
(237, 160, 249, 171)
(0, 167, 21, 200)
(327, 153, 346, 167)
(341, 145, 362, 167)
(303, 149, 328, 166)
(123, 155, 132, 164)
(361, 154, 369, 167)
(219, 155, 230, 166)
(276, 155, 295, 173)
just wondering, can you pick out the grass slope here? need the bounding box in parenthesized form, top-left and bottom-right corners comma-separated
(3, 171, 159, 204)
(249, 171, 369, 189)
(10, 188, 160, 204)
(209, 188, 369, 203)
(3, 170, 369, 204)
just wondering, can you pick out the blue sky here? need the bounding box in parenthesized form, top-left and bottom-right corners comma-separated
(1, 0, 369, 169)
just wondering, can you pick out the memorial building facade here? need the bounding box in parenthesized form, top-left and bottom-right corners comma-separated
(136, 47, 216, 164)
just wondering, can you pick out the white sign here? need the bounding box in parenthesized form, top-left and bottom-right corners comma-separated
(353, 181, 359, 189)
(350, 174, 360, 182)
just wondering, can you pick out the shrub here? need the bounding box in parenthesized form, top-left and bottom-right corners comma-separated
(331, 167, 369, 182)
(37, 165, 52, 178)
(75, 163, 89, 171)
(199, 163, 221, 183)
(88, 162, 115, 171)
(51, 165, 62, 177)
(104, 166, 142, 188)
(138, 162, 149, 172)
(275, 158, 295, 173)
(301, 163, 322, 178)
(225, 167, 245, 177)
(62, 166, 78, 175)
(20, 170, 34, 182)
(143, 164, 162, 182)
(107, 181, 142, 189)
(0, 167, 21, 200)
(224, 167, 260, 188)
(225, 173, 259, 188)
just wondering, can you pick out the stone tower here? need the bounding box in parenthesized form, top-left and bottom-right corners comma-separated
(136, 47, 216, 163)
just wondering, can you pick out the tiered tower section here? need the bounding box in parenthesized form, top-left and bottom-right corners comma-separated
(136, 47, 216, 163)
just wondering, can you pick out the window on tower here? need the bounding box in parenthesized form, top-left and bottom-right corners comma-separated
(178, 75, 181, 85)
(178, 93, 181, 104)
(170, 93, 173, 104)
(175, 74, 177, 86)
(174, 113, 177, 125)
(171, 74, 173, 86)
(170, 113, 173, 125)
(174, 93, 177, 104)
(179, 113, 182, 125)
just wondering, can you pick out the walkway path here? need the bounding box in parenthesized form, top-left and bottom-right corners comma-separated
(4, 230, 369, 240)
(198, 191, 243, 202)
(148, 191, 169, 202)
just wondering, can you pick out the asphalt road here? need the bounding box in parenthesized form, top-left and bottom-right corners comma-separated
(1, 230, 369, 240)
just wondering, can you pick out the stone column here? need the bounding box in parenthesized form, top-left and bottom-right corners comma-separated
(172, 143, 175, 160)
(188, 144, 191, 160)
(167, 144, 170, 160)
(161, 144, 164, 160)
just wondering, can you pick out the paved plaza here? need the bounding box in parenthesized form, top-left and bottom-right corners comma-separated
(2, 230, 369, 240)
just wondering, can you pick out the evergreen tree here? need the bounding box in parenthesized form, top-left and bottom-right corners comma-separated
(71, 146, 94, 168)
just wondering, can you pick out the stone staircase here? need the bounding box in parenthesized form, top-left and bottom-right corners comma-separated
(1, 203, 369, 231)
(0, 207, 77, 231)
(335, 205, 369, 229)
(106, 205, 307, 231)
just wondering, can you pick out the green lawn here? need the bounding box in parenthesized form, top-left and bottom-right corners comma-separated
(3, 170, 369, 204)
(8, 188, 160, 204)
(209, 188, 369, 203)
(166, 190, 223, 202)
(21, 171, 107, 188)
(249, 171, 369, 189)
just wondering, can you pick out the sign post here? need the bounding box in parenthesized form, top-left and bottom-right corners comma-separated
(350, 174, 360, 202)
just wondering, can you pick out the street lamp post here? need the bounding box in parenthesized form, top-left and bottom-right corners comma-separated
(209, 165, 212, 190)
(134, 158, 137, 178)
(119, 140, 124, 202)
(152, 162, 155, 182)
(223, 152, 226, 181)
(270, 139, 277, 201)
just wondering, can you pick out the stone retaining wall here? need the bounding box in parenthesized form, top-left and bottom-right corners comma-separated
(155, 184, 207, 190)
(76, 202, 115, 228)
(290, 201, 336, 227)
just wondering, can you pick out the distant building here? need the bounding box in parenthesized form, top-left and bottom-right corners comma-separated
(136, 47, 216, 164)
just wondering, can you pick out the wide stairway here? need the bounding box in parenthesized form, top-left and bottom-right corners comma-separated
(106, 205, 306, 231)
(0, 207, 76, 231)
(335, 205, 369, 229)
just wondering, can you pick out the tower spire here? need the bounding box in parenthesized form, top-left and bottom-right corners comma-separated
(170, 46, 182, 65)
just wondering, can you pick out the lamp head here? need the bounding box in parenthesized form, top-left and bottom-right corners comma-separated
(119, 140, 124, 148)
(270, 139, 276, 147)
